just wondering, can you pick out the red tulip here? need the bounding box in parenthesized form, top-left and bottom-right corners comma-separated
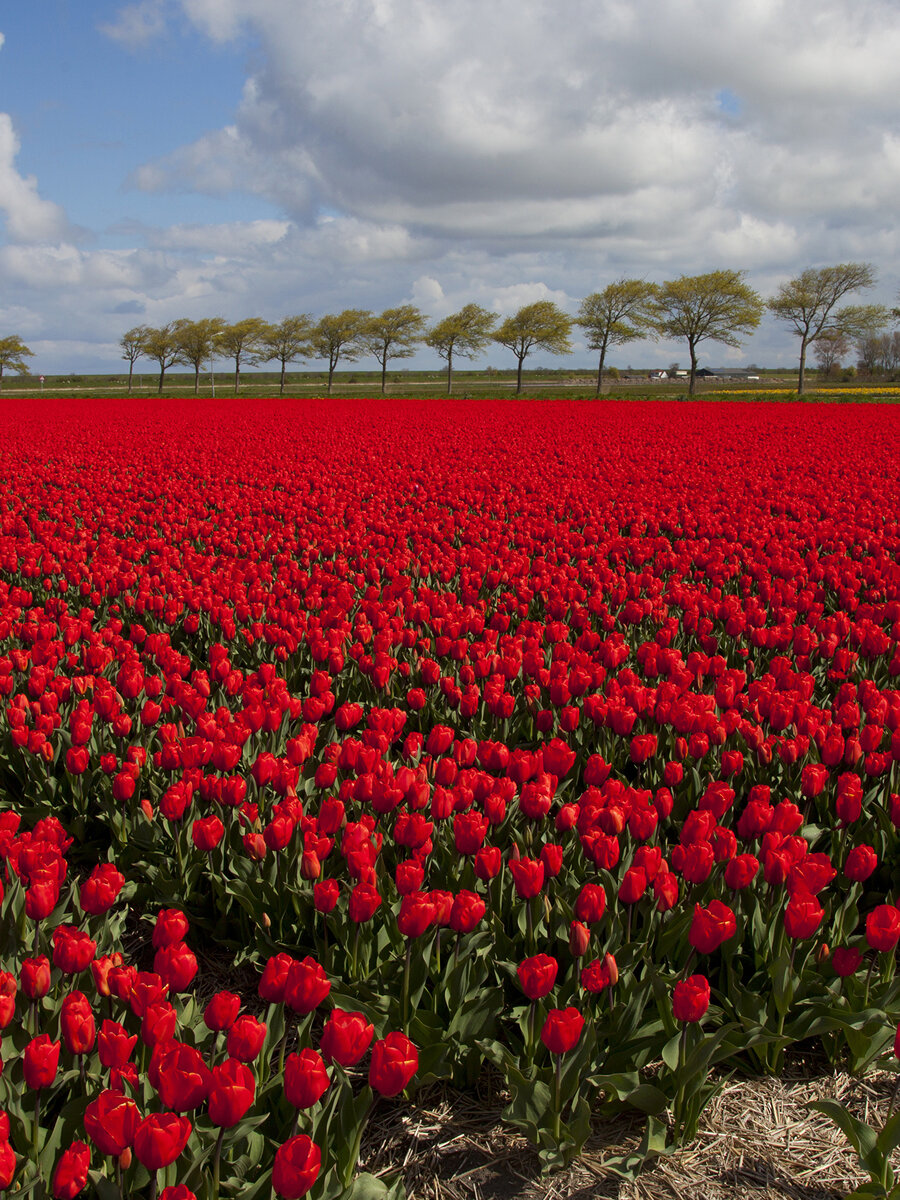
(368, 1032, 418, 1097)
(0, 1139, 15, 1189)
(204, 991, 241, 1032)
(24, 1034, 60, 1089)
(866, 905, 900, 952)
(153, 941, 198, 992)
(51, 926, 96, 975)
(0, 972, 15, 1028)
(79, 864, 125, 916)
(672, 975, 710, 1023)
(283, 957, 330, 1014)
(152, 910, 190, 949)
(98, 1019, 138, 1069)
(449, 890, 486, 933)
(689, 900, 736, 954)
(516, 954, 558, 1000)
(20, 955, 51, 999)
(83, 1090, 140, 1157)
(259, 953, 295, 1003)
(207, 1058, 255, 1128)
(574, 884, 606, 924)
(508, 857, 545, 899)
(52, 1141, 90, 1200)
(397, 891, 437, 938)
(284, 1049, 330, 1109)
(320, 1009, 375, 1067)
(272, 1134, 321, 1199)
(152, 1041, 213, 1112)
(133, 1113, 192, 1171)
(226, 1014, 267, 1063)
(60, 991, 96, 1056)
(831, 947, 862, 977)
(540, 1007, 584, 1054)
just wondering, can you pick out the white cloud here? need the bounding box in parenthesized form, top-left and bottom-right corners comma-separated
(98, 1, 169, 47)
(114, 0, 900, 276)
(12, 0, 900, 370)
(0, 115, 70, 243)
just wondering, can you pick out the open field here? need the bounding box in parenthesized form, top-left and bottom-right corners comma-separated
(0, 398, 898, 1198)
(3, 371, 900, 402)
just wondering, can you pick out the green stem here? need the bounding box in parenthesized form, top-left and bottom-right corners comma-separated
(342, 1095, 376, 1189)
(402, 940, 412, 1033)
(175, 824, 186, 882)
(212, 1125, 225, 1200)
(553, 1054, 562, 1145)
(673, 1024, 688, 1134)
(33, 1090, 41, 1175)
(865, 953, 877, 1007)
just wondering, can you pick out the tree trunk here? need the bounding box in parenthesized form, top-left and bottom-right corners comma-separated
(128, 362, 134, 394)
(328, 359, 335, 395)
(595, 343, 608, 397)
(234, 359, 240, 394)
(280, 361, 286, 397)
(797, 336, 808, 395)
(158, 365, 165, 394)
(688, 345, 698, 396)
(447, 348, 453, 396)
(194, 365, 200, 395)
(381, 353, 387, 395)
(516, 354, 524, 395)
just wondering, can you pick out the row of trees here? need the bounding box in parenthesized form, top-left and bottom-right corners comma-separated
(0, 263, 891, 396)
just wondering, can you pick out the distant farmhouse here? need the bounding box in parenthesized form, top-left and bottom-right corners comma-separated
(630, 367, 762, 381)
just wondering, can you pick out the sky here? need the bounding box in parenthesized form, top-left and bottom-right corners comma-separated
(1, 0, 900, 375)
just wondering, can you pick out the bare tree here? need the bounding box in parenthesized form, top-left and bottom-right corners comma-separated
(855, 321, 900, 376)
(813, 330, 850, 378)
(120, 326, 149, 394)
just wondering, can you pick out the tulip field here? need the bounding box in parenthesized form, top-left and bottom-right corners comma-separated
(1, 395, 900, 1198)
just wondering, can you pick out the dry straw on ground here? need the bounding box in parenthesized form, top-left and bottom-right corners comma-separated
(362, 1065, 900, 1200)
(153, 937, 898, 1198)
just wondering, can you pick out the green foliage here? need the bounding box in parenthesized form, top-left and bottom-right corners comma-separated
(767, 262, 877, 393)
(425, 305, 497, 394)
(259, 316, 315, 395)
(492, 301, 572, 394)
(218, 318, 270, 392)
(576, 280, 657, 394)
(652, 271, 764, 394)
(362, 307, 429, 394)
(311, 310, 372, 394)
